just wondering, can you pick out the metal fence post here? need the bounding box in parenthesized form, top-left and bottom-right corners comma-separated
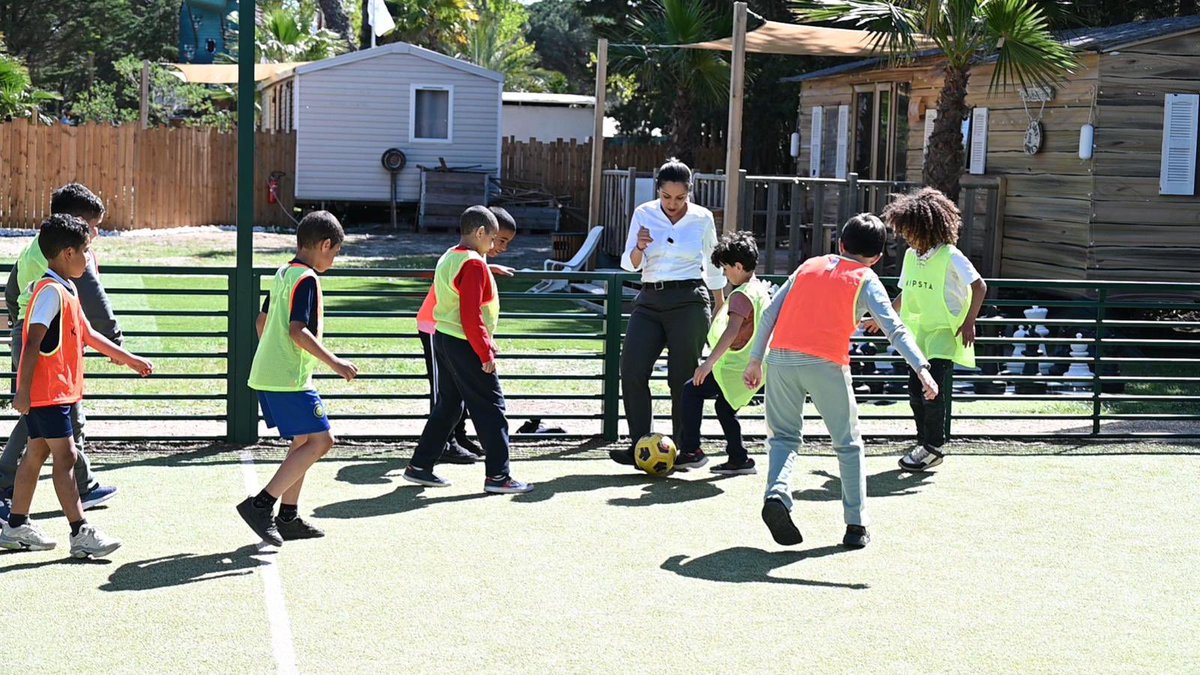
(1092, 288, 1107, 436)
(601, 272, 624, 442)
(231, 2, 258, 445)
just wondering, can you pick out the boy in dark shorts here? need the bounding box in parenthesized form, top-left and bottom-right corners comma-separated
(236, 211, 358, 546)
(0, 215, 153, 558)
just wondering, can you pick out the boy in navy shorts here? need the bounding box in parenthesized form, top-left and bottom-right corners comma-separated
(237, 211, 358, 546)
(0, 215, 153, 558)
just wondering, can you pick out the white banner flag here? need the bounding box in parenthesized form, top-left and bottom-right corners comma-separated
(368, 0, 395, 38)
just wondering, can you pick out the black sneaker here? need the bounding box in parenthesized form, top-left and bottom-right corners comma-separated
(484, 475, 534, 494)
(674, 449, 708, 471)
(436, 445, 481, 465)
(842, 524, 870, 549)
(402, 465, 451, 488)
(710, 457, 756, 475)
(609, 448, 636, 466)
(275, 516, 325, 540)
(454, 432, 483, 457)
(236, 497, 283, 546)
(761, 497, 803, 546)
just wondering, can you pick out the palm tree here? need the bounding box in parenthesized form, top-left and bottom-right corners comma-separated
(258, 6, 348, 62)
(0, 53, 59, 124)
(620, 0, 730, 163)
(794, 0, 1077, 199)
(456, 0, 556, 92)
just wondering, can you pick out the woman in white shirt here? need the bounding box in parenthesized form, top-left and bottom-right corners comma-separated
(611, 159, 727, 468)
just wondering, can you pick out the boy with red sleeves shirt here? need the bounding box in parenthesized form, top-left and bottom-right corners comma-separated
(403, 206, 533, 494)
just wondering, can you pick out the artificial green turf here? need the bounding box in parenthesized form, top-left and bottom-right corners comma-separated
(2, 447, 1197, 672)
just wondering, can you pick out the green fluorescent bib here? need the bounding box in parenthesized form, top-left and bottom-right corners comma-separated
(432, 248, 499, 340)
(899, 245, 975, 368)
(249, 263, 323, 391)
(15, 235, 50, 320)
(706, 277, 770, 409)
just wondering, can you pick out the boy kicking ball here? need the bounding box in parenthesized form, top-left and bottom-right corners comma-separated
(0, 215, 153, 558)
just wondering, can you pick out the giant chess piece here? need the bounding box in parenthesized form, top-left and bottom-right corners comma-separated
(1015, 343, 1047, 395)
(1063, 332, 1094, 385)
(1024, 305, 1054, 375)
(1007, 325, 1028, 375)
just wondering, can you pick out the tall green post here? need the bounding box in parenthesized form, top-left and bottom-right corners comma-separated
(229, 0, 258, 443)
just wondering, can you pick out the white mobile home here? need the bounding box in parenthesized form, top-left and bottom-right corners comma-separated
(259, 43, 503, 204)
(502, 92, 596, 142)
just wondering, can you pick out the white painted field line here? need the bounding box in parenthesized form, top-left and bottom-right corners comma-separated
(239, 450, 300, 675)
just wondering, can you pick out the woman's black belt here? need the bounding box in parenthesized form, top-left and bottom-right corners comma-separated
(643, 279, 704, 291)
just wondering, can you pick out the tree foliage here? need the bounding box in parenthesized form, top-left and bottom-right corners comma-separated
(0, 50, 59, 124)
(527, 0, 598, 94)
(69, 56, 235, 130)
(455, 0, 565, 92)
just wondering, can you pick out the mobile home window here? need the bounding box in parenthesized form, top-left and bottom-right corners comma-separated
(412, 86, 452, 142)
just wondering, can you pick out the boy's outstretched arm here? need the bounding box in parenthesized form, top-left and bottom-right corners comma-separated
(695, 312, 745, 385)
(859, 277, 938, 400)
(256, 312, 267, 339)
(82, 321, 153, 376)
(288, 322, 357, 381)
(742, 273, 796, 388)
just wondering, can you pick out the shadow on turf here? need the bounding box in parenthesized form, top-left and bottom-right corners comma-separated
(316, 469, 725, 518)
(0, 549, 112, 570)
(662, 547, 867, 590)
(792, 469, 933, 503)
(99, 544, 275, 591)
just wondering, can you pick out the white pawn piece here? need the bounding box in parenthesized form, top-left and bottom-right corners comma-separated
(1008, 325, 1028, 374)
(1064, 333, 1094, 382)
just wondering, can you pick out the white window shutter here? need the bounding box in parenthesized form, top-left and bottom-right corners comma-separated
(923, 109, 938, 159)
(1160, 93, 1199, 196)
(969, 107, 989, 175)
(835, 104, 849, 179)
(809, 107, 824, 177)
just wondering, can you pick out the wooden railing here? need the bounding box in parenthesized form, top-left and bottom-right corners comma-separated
(599, 169, 1005, 277)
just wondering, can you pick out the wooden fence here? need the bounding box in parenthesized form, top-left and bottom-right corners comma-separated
(500, 138, 723, 209)
(0, 120, 296, 230)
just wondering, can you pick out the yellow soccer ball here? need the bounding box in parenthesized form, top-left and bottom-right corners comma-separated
(634, 433, 677, 477)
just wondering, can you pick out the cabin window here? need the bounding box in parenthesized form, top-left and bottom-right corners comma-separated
(850, 82, 910, 181)
(412, 85, 453, 143)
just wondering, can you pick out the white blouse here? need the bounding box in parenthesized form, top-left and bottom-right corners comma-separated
(620, 200, 726, 290)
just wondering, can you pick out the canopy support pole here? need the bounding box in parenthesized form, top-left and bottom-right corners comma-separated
(588, 38, 608, 227)
(722, 2, 748, 233)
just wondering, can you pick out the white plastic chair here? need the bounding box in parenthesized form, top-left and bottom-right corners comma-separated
(525, 226, 604, 294)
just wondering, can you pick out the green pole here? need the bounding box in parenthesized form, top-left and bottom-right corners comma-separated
(230, 0, 257, 444)
(601, 273, 623, 442)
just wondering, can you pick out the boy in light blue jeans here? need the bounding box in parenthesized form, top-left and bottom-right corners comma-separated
(743, 215, 937, 549)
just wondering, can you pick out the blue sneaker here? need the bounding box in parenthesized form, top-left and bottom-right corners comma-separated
(0, 495, 10, 523)
(80, 485, 118, 511)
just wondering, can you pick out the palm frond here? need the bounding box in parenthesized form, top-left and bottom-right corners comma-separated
(981, 0, 1077, 91)
(791, 0, 928, 61)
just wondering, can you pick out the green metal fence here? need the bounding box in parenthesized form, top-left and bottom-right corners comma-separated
(2, 265, 1197, 443)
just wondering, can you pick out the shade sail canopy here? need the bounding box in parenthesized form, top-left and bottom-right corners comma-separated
(684, 19, 934, 57)
(168, 62, 308, 84)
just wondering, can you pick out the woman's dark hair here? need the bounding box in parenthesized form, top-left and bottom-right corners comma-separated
(840, 213, 889, 258)
(655, 157, 692, 189)
(50, 183, 105, 221)
(711, 230, 758, 272)
(38, 214, 90, 260)
(881, 187, 960, 252)
(297, 210, 345, 249)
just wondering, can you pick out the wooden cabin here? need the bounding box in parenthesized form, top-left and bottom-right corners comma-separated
(787, 15, 1200, 283)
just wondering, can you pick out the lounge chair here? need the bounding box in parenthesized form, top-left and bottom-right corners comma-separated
(524, 226, 604, 294)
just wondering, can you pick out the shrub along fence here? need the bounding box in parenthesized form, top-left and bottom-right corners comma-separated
(1, 265, 1196, 443)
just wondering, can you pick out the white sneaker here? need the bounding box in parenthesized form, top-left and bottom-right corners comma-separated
(0, 520, 58, 551)
(69, 524, 122, 559)
(899, 445, 944, 472)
